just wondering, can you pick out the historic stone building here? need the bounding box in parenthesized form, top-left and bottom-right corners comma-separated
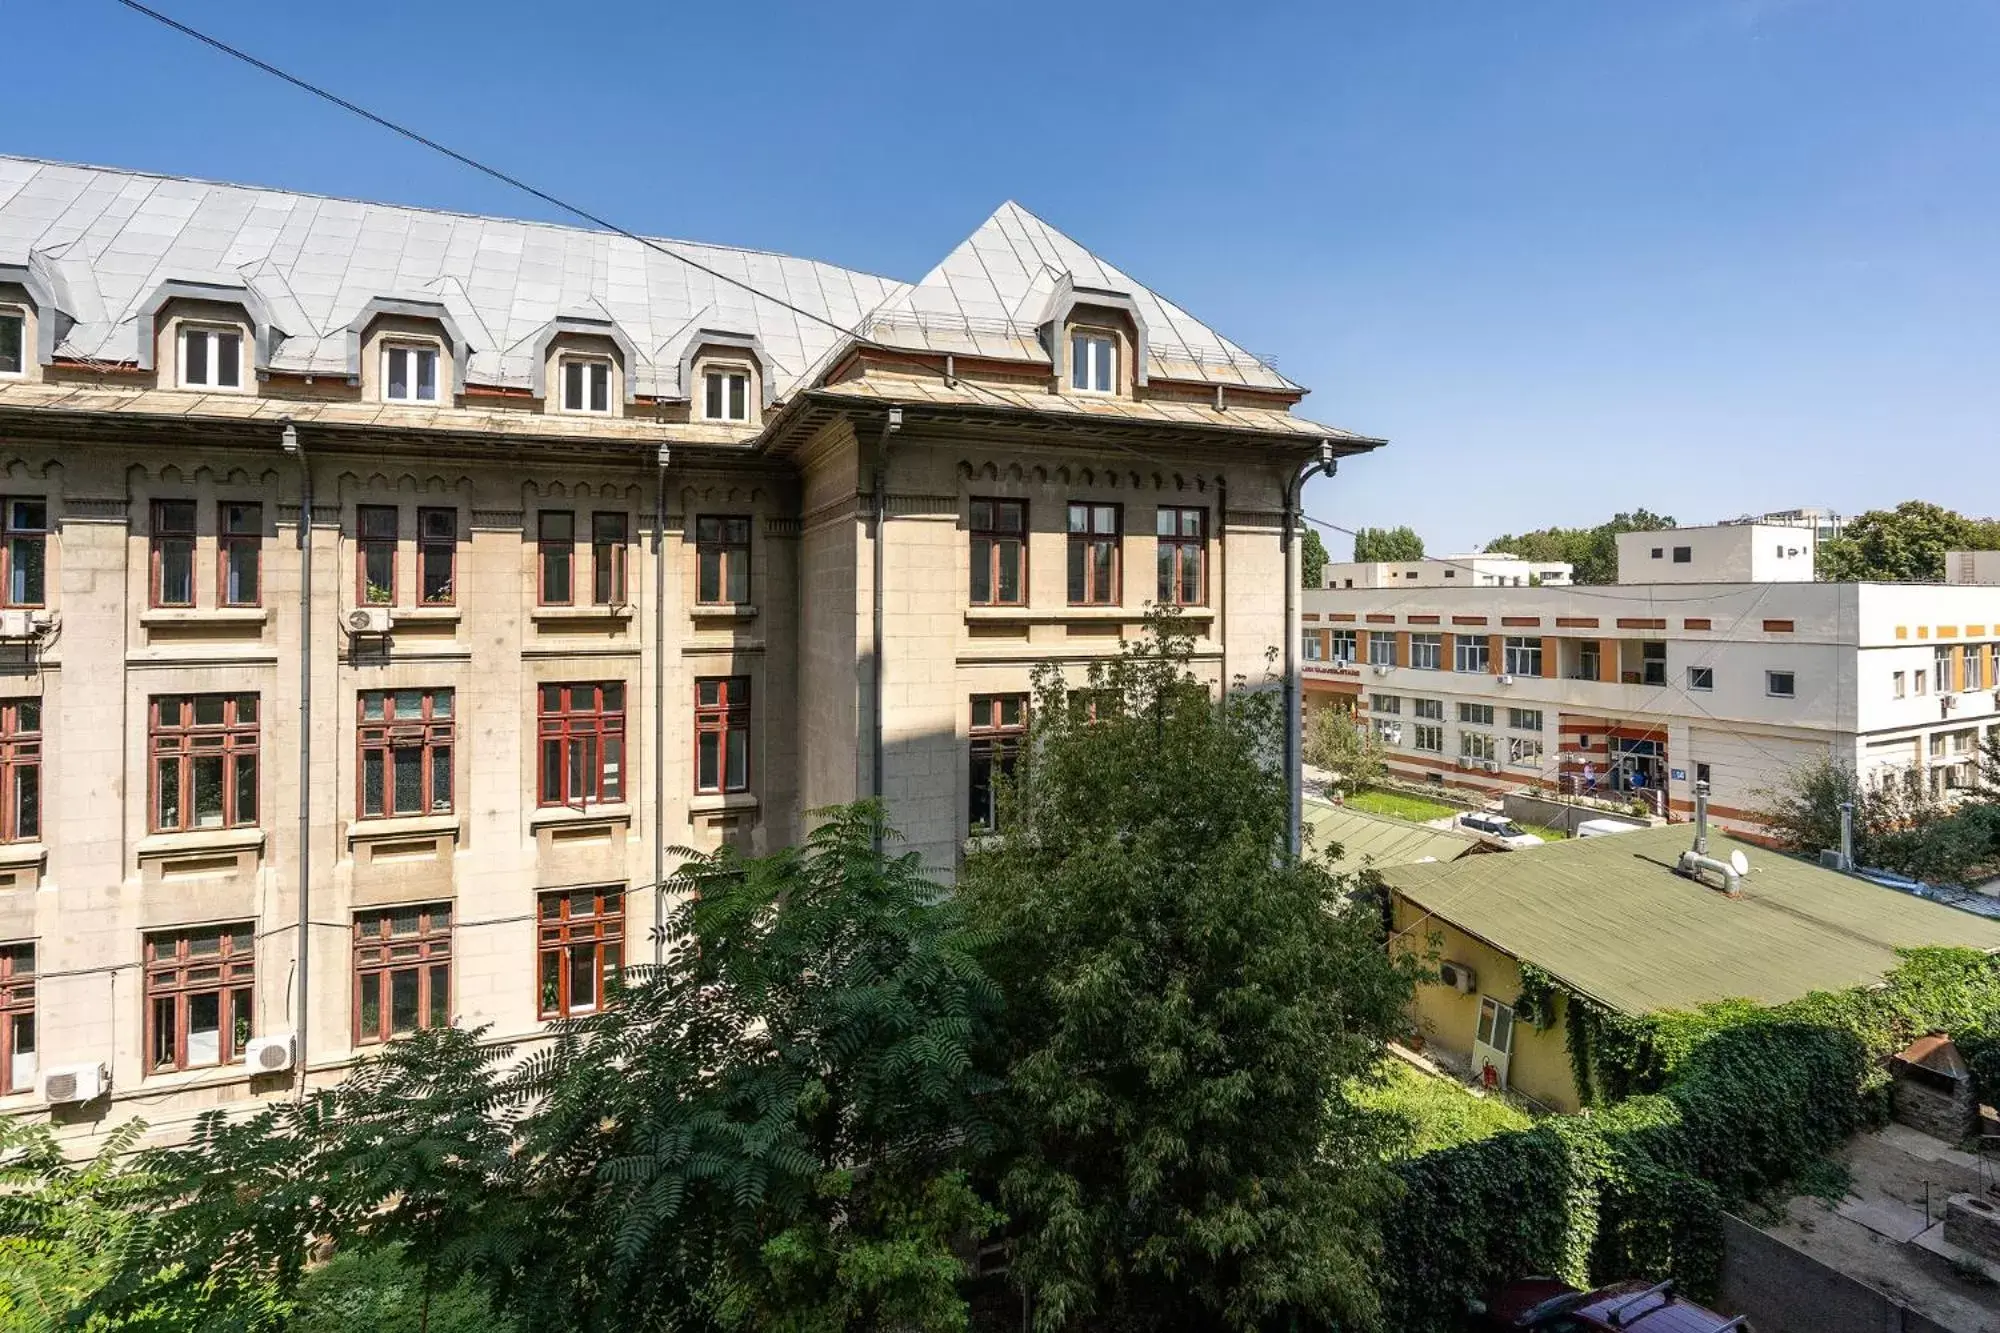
(0, 156, 1376, 1141)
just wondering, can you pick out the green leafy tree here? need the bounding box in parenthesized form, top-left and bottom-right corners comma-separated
(1755, 755, 1997, 885)
(1304, 701, 1386, 795)
(84, 804, 1000, 1333)
(1817, 500, 1996, 582)
(1351, 525, 1424, 563)
(961, 615, 1417, 1332)
(1485, 509, 1675, 585)
(1300, 526, 1329, 588)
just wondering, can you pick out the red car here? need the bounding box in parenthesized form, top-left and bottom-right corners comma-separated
(1480, 1278, 1749, 1332)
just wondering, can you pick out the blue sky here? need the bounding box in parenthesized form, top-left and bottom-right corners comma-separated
(13, 1, 2000, 555)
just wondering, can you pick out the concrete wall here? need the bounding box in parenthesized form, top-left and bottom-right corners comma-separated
(1717, 1213, 1957, 1333)
(1614, 524, 1814, 585)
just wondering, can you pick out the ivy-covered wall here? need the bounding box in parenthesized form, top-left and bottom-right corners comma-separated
(1377, 947, 2000, 1332)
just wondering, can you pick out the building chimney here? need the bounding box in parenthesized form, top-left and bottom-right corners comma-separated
(1693, 780, 1710, 857)
(1678, 781, 1742, 896)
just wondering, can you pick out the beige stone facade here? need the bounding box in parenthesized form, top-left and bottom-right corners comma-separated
(0, 157, 1377, 1145)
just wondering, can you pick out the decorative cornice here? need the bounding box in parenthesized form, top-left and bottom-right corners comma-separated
(471, 508, 524, 531)
(885, 494, 959, 518)
(60, 496, 129, 522)
(763, 516, 801, 539)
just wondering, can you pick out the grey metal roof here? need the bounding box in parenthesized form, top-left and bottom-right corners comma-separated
(0, 156, 905, 401)
(0, 158, 1309, 407)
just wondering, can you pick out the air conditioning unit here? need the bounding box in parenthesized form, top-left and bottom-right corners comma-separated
(0, 610, 37, 639)
(43, 1061, 109, 1105)
(1941, 695, 1958, 712)
(1372, 664, 1392, 676)
(1438, 960, 1477, 993)
(1484, 760, 1500, 774)
(244, 1034, 296, 1075)
(1497, 674, 1515, 686)
(346, 606, 392, 635)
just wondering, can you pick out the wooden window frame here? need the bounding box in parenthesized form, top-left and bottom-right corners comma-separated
(0, 943, 32, 1094)
(969, 693, 1026, 831)
(149, 693, 259, 833)
(695, 515, 752, 606)
(357, 688, 454, 819)
(357, 504, 398, 605)
(1066, 502, 1122, 606)
(591, 512, 628, 606)
(218, 501, 262, 608)
(352, 903, 452, 1045)
(538, 682, 625, 808)
(538, 510, 575, 606)
(418, 507, 456, 606)
(968, 499, 1027, 608)
(150, 498, 197, 608)
(693, 676, 751, 795)
(1155, 506, 1207, 607)
(0, 498, 47, 609)
(0, 700, 39, 844)
(143, 926, 254, 1074)
(536, 887, 624, 1019)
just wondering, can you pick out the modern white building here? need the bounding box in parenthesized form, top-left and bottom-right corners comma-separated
(1303, 574, 2000, 835)
(1615, 522, 1815, 585)
(1321, 554, 1572, 590)
(1946, 551, 2000, 586)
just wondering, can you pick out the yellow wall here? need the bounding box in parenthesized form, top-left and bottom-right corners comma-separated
(1391, 893, 1585, 1112)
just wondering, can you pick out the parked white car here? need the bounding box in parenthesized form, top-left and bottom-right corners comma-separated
(1457, 812, 1545, 850)
(1576, 819, 1644, 839)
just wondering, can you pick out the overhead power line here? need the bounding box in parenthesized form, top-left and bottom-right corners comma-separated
(107, 0, 870, 343)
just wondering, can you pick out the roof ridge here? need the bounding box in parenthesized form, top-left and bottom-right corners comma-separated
(0, 153, 905, 284)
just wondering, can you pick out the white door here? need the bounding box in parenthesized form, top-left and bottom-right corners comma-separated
(1473, 996, 1515, 1091)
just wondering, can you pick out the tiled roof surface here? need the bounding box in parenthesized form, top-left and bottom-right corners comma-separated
(1383, 825, 2000, 1015)
(1304, 800, 1481, 876)
(0, 158, 1314, 413)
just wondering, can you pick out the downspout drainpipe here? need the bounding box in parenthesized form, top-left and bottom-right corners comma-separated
(281, 422, 310, 1098)
(1282, 441, 1336, 860)
(653, 446, 670, 965)
(871, 408, 902, 845)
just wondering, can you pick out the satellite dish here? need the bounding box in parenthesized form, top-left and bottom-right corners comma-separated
(1729, 850, 1750, 877)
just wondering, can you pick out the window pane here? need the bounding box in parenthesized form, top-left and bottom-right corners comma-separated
(152, 996, 178, 1069)
(602, 736, 623, 801)
(1068, 541, 1085, 602)
(390, 968, 420, 1034)
(0, 315, 21, 375)
(15, 763, 38, 840)
(697, 732, 719, 791)
(216, 334, 241, 388)
(392, 747, 421, 815)
(160, 541, 193, 605)
(362, 750, 384, 816)
(156, 757, 182, 829)
(233, 752, 257, 825)
(1091, 542, 1114, 600)
(996, 543, 1020, 603)
(570, 736, 595, 802)
(728, 374, 746, 420)
(544, 547, 570, 601)
(726, 554, 749, 604)
(970, 538, 992, 603)
(184, 329, 208, 384)
(726, 728, 747, 790)
(9, 536, 42, 605)
(590, 363, 609, 413)
(602, 683, 623, 711)
(541, 738, 562, 803)
(429, 963, 450, 1028)
(431, 745, 452, 812)
(421, 544, 452, 603)
(417, 349, 437, 400)
(564, 360, 584, 411)
(191, 756, 224, 827)
(9, 1014, 33, 1091)
(358, 975, 382, 1039)
(569, 944, 597, 1012)
(1070, 334, 1087, 390)
(1157, 544, 1173, 603)
(1181, 550, 1201, 604)
(226, 542, 258, 604)
(388, 347, 409, 399)
(188, 992, 221, 1065)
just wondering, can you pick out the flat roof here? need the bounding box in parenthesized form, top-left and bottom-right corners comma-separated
(1381, 824, 2000, 1015)
(1304, 800, 1480, 876)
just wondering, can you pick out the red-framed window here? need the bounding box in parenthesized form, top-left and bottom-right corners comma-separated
(538, 682, 625, 807)
(1066, 503, 1121, 605)
(150, 693, 258, 832)
(537, 887, 623, 1019)
(592, 512, 627, 605)
(1155, 507, 1206, 607)
(418, 507, 456, 605)
(969, 499, 1026, 606)
(538, 511, 574, 605)
(144, 925, 253, 1073)
(151, 499, 197, 607)
(1, 943, 33, 1094)
(695, 516, 751, 605)
(353, 903, 451, 1045)
(1, 499, 47, 609)
(969, 693, 1026, 831)
(0, 700, 39, 844)
(694, 676, 750, 794)
(219, 502, 261, 607)
(358, 505, 397, 605)
(357, 689, 453, 818)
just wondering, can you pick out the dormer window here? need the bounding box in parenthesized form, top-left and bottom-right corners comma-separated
(0, 310, 22, 377)
(703, 368, 750, 422)
(383, 343, 439, 403)
(1070, 332, 1116, 394)
(180, 325, 243, 390)
(561, 356, 611, 414)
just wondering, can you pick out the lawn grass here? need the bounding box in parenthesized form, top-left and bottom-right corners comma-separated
(1345, 788, 1462, 825)
(1518, 821, 1569, 842)
(1352, 1058, 1535, 1159)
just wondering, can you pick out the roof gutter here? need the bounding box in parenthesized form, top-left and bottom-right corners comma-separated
(1283, 440, 1338, 860)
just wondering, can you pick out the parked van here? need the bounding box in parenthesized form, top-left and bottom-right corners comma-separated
(1576, 819, 1644, 839)
(1457, 812, 1545, 850)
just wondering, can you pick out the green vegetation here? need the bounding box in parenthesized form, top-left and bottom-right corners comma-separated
(962, 617, 1417, 1331)
(1351, 525, 1425, 562)
(1484, 508, 1676, 585)
(1303, 704, 1387, 795)
(1301, 526, 1329, 587)
(1353, 1060, 1533, 1158)
(1756, 747, 2000, 885)
(1817, 499, 2000, 582)
(1518, 822, 1568, 842)
(1346, 787, 1461, 824)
